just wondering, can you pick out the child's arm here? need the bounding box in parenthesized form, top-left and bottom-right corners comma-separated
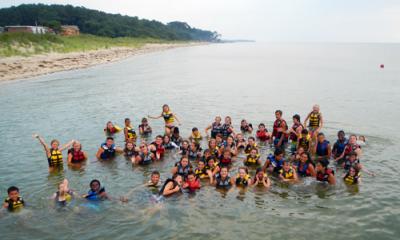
(60, 140, 75, 151)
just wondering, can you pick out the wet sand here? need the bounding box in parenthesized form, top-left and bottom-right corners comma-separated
(0, 42, 206, 82)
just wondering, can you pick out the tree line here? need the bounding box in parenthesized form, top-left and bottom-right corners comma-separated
(0, 4, 220, 41)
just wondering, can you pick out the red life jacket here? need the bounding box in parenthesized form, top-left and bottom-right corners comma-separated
(152, 142, 165, 157)
(344, 144, 361, 156)
(289, 123, 303, 141)
(256, 130, 269, 141)
(316, 168, 334, 182)
(272, 119, 288, 138)
(70, 149, 85, 163)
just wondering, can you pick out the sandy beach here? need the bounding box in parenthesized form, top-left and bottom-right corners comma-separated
(0, 42, 206, 82)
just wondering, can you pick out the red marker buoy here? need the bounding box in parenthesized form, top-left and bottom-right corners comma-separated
(380, 64, 384, 69)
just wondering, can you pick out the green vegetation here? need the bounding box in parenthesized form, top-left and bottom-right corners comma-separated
(0, 32, 178, 57)
(0, 4, 220, 41)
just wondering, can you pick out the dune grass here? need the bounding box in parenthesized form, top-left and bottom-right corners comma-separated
(0, 32, 179, 57)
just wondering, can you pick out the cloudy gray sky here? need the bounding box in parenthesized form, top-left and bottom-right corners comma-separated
(1, 0, 399, 42)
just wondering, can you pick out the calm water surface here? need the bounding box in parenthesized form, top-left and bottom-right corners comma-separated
(1, 42, 400, 239)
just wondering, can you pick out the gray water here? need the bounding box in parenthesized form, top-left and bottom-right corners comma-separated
(0, 42, 399, 240)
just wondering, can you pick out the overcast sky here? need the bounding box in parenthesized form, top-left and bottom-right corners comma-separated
(1, 0, 399, 42)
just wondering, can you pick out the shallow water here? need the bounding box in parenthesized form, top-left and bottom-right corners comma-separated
(1, 42, 400, 239)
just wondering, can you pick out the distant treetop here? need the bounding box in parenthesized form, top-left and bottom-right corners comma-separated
(0, 4, 220, 41)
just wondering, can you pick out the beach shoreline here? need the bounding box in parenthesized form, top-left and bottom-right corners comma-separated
(0, 42, 207, 82)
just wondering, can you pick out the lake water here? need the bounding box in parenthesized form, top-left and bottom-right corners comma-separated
(1, 42, 399, 239)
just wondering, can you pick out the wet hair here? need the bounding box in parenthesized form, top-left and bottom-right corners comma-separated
(187, 171, 195, 177)
(216, 133, 223, 138)
(50, 139, 60, 146)
(318, 132, 325, 137)
(106, 137, 114, 141)
(162, 104, 169, 109)
(125, 118, 130, 122)
(248, 136, 255, 141)
(151, 171, 160, 176)
(173, 127, 180, 134)
(293, 114, 301, 122)
(258, 123, 265, 127)
(238, 166, 249, 174)
(156, 135, 163, 140)
(255, 167, 264, 174)
(7, 186, 19, 194)
(90, 179, 101, 188)
(142, 117, 148, 122)
(275, 110, 282, 115)
(192, 127, 198, 132)
(301, 129, 309, 135)
(338, 130, 345, 135)
(198, 160, 206, 165)
(274, 148, 283, 156)
(318, 159, 329, 168)
(283, 160, 291, 165)
(220, 166, 229, 172)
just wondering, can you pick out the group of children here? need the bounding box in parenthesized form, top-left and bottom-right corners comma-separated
(3, 104, 372, 211)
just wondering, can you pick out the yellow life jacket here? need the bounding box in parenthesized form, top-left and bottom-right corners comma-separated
(245, 154, 260, 165)
(280, 167, 295, 179)
(162, 111, 175, 124)
(344, 172, 361, 185)
(4, 197, 24, 210)
(114, 125, 122, 132)
(191, 132, 202, 143)
(126, 126, 136, 139)
(235, 174, 250, 186)
(48, 149, 63, 167)
(245, 143, 258, 154)
(195, 168, 208, 179)
(299, 134, 311, 151)
(309, 112, 320, 128)
(205, 162, 219, 171)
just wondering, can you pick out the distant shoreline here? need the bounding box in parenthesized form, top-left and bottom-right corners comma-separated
(0, 42, 208, 82)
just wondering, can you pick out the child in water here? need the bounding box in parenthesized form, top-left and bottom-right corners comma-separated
(3, 186, 25, 211)
(83, 179, 109, 201)
(279, 161, 298, 183)
(252, 168, 270, 188)
(189, 127, 203, 144)
(52, 179, 74, 206)
(183, 171, 201, 192)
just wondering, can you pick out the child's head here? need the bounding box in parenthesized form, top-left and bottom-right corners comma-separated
(241, 119, 247, 126)
(180, 156, 189, 167)
(297, 146, 305, 155)
(300, 152, 310, 163)
(223, 150, 231, 159)
(282, 161, 291, 171)
(163, 135, 170, 143)
(209, 138, 217, 148)
(301, 129, 309, 136)
(125, 142, 134, 150)
(219, 166, 229, 177)
(198, 160, 206, 169)
(192, 127, 199, 134)
(292, 114, 301, 123)
(215, 116, 222, 123)
(73, 141, 82, 151)
(236, 133, 244, 140)
(224, 116, 232, 124)
(338, 130, 345, 139)
(358, 136, 366, 142)
(187, 171, 196, 182)
(248, 136, 255, 145)
(258, 123, 266, 130)
(238, 167, 248, 178)
(255, 168, 265, 179)
(139, 143, 148, 153)
(151, 171, 160, 184)
(203, 149, 211, 158)
(348, 151, 357, 161)
(348, 166, 358, 177)
(317, 132, 325, 142)
(207, 157, 215, 166)
(349, 134, 357, 144)
(274, 148, 284, 160)
(275, 110, 283, 119)
(173, 174, 183, 185)
(316, 159, 329, 172)
(312, 104, 320, 113)
(215, 134, 223, 142)
(106, 137, 114, 147)
(50, 139, 60, 149)
(226, 136, 234, 144)
(124, 118, 131, 126)
(181, 140, 189, 149)
(106, 121, 114, 129)
(162, 104, 170, 112)
(250, 148, 258, 157)
(7, 186, 20, 200)
(90, 179, 101, 191)
(190, 141, 199, 150)
(173, 127, 180, 136)
(155, 135, 163, 145)
(141, 118, 148, 124)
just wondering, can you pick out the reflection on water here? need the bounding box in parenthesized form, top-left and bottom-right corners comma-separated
(1, 42, 400, 239)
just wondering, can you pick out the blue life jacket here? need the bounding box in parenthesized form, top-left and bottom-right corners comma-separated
(268, 154, 284, 173)
(100, 143, 116, 159)
(85, 187, 105, 201)
(316, 140, 330, 157)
